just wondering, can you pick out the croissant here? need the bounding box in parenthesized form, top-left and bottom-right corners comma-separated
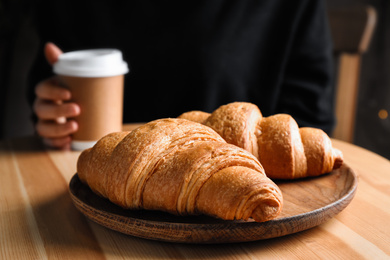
(77, 118, 283, 222)
(178, 102, 343, 179)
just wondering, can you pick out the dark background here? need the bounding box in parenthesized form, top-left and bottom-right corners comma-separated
(327, 0, 390, 159)
(1, 0, 389, 159)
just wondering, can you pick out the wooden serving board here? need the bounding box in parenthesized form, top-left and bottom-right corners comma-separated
(69, 164, 357, 244)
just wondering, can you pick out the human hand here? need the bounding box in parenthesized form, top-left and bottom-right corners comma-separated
(33, 43, 80, 149)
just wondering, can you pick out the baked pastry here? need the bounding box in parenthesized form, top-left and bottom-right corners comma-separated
(178, 110, 210, 124)
(179, 102, 343, 179)
(77, 118, 283, 222)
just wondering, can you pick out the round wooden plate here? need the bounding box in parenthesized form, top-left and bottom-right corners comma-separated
(69, 164, 357, 244)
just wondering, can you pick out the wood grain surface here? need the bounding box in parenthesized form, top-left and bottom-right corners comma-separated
(1, 124, 389, 259)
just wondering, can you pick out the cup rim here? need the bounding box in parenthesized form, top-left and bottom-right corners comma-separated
(53, 49, 129, 77)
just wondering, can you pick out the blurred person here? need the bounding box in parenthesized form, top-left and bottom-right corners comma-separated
(28, 0, 335, 149)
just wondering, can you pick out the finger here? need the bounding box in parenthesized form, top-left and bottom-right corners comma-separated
(42, 136, 72, 150)
(35, 78, 71, 101)
(45, 42, 63, 65)
(33, 100, 80, 120)
(36, 119, 78, 139)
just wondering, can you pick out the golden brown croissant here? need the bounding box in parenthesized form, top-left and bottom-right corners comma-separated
(77, 118, 283, 222)
(178, 102, 343, 179)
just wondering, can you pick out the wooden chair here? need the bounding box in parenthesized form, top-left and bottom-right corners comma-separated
(328, 5, 377, 143)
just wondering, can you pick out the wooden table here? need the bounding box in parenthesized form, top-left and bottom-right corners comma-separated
(1, 124, 389, 259)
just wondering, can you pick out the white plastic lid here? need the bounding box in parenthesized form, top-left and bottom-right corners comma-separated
(53, 49, 129, 77)
(71, 140, 97, 151)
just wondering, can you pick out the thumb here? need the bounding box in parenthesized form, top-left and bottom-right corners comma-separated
(44, 42, 63, 65)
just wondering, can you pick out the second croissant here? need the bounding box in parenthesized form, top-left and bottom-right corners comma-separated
(179, 102, 343, 179)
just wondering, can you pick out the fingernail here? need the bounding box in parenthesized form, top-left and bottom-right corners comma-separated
(56, 117, 67, 124)
(62, 90, 72, 100)
(74, 104, 81, 115)
(69, 120, 79, 131)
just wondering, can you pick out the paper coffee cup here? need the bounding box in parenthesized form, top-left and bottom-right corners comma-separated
(53, 49, 129, 150)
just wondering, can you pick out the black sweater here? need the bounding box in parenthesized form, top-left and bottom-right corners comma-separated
(28, 0, 335, 133)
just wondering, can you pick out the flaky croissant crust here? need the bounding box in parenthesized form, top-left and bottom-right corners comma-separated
(179, 102, 343, 179)
(77, 118, 283, 222)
